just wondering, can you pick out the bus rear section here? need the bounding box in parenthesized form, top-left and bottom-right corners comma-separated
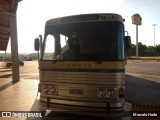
(35, 13, 131, 117)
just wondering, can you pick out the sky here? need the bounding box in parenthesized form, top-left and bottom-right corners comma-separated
(3, 0, 160, 53)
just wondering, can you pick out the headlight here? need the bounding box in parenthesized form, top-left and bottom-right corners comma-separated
(43, 85, 58, 95)
(97, 88, 116, 98)
(44, 85, 49, 94)
(106, 88, 116, 98)
(50, 86, 57, 95)
(97, 88, 107, 98)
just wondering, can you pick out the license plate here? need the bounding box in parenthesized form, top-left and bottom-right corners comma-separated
(69, 88, 84, 95)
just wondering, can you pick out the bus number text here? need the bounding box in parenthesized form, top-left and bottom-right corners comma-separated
(100, 14, 117, 20)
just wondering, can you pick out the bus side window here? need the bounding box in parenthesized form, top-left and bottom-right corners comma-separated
(43, 34, 55, 60)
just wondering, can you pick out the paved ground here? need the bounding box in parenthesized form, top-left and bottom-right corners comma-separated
(0, 61, 39, 80)
(0, 78, 39, 111)
(125, 74, 160, 105)
(0, 60, 160, 120)
(126, 60, 160, 77)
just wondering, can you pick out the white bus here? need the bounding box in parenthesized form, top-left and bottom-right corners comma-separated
(35, 13, 131, 117)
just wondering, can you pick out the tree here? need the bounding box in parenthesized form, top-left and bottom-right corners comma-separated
(127, 42, 160, 57)
(156, 44, 160, 56)
(138, 42, 148, 56)
(127, 44, 136, 56)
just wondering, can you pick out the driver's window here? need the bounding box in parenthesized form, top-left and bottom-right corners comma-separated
(43, 35, 55, 60)
(60, 34, 67, 48)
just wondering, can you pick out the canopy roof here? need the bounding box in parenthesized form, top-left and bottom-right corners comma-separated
(0, 0, 22, 51)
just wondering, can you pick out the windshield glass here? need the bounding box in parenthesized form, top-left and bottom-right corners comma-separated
(42, 21, 125, 61)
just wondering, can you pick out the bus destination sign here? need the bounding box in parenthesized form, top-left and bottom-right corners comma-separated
(46, 14, 123, 26)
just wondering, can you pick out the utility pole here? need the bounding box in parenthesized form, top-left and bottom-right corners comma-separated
(153, 24, 157, 59)
(136, 25, 138, 58)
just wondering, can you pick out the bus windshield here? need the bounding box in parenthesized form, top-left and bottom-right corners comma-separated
(42, 21, 125, 61)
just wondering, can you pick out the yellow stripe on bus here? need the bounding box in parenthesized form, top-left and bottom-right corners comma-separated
(39, 61, 126, 69)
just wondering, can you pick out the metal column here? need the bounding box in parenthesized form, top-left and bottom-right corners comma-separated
(10, 13, 20, 83)
(136, 25, 139, 58)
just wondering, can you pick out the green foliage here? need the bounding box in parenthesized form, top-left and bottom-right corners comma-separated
(156, 44, 160, 56)
(127, 42, 160, 56)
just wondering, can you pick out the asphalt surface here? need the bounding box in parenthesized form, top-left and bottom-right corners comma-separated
(125, 60, 160, 105)
(125, 74, 160, 105)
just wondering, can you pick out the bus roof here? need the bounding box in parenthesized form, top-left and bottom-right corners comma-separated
(45, 13, 124, 27)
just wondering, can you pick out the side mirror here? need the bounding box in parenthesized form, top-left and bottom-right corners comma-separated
(125, 36, 131, 49)
(34, 38, 40, 51)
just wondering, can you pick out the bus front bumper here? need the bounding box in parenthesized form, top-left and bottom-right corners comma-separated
(40, 96, 125, 118)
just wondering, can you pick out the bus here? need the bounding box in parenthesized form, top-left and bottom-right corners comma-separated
(34, 13, 131, 117)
